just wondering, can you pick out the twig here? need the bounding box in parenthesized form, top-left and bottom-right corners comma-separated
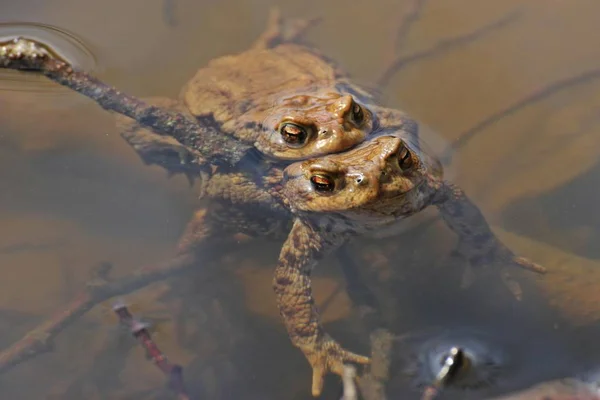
(0, 37, 250, 166)
(420, 386, 439, 400)
(441, 67, 600, 164)
(378, 11, 519, 88)
(0, 253, 197, 374)
(393, 0, 428, 54)
(337, 245, 395, 400)
(340, 365, 358, 400)
(163, 0, 178, 27)
(113, 302, 190, 400)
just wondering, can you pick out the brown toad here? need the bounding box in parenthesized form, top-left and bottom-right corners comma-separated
(179, 9, 394, 162)
(123, 124, 544, 396)
(276, 133, 545, 395)
(0, 29, 546, 398)
(115, 10, 415, 174)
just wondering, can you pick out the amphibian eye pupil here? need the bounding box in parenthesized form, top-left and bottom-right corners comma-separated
(280, 123, 308, 145)
(351, 103, 364, 124)
(398, 144, 413, 170)
(310, 174, 335, 192)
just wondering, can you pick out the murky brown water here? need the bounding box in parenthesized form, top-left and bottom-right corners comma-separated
(1, 0, 600, 399)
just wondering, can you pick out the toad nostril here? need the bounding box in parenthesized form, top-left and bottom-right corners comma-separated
(319, 128, 332, 139)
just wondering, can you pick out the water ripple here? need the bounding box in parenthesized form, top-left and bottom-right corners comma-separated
(0, 22, 98, 93)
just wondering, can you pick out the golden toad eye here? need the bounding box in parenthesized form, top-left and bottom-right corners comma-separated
(351, 102, 364, 125)
(279, 123, 309, 147)
(310, 174, 335, 192)
(398, 143, 413, 170)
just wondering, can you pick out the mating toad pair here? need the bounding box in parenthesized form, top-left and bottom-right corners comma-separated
(117, 11, 545, 396)
(1, 10, 546, 397)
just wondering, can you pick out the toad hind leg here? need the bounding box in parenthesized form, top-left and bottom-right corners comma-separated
(273, 219, 369, 397)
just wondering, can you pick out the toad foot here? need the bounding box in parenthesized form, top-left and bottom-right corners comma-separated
(303, 335, 369, 397)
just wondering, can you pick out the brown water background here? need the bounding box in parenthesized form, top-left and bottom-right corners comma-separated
(1, 0, 600, 398)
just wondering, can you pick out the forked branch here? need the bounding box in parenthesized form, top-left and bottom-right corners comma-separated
(0, 253, 197, 374)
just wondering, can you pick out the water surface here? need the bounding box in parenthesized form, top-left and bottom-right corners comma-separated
(1, 0, 600, 398)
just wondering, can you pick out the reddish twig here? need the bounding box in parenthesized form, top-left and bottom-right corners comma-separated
(420, 386, 439, 400)
(0, 37, 250, 165)
(113, 302, 191, 400)
(0, 253, 197, 374)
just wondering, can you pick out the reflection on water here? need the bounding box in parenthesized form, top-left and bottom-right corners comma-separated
(1, 0, 600, 399)
(0, 22, 97, 94)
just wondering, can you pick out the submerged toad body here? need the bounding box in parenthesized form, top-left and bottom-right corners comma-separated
(0, 22, 545, 398)
(118, 101, 544, 395)
(158, 130, 545, 396)
(275, 134, 545, 395)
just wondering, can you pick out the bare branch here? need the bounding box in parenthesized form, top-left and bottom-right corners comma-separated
(393, 0, 428, 54)
(113, 303, 191, 400)
(378, 11, 519, 88)
(0, 253, 196, 374)
(0, 37, 251, 166)
(442, 67, 600, 163)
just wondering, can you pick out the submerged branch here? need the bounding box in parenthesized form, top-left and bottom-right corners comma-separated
(0, 253, 197, 375)
(393, 0, 428, 54)
(378, 11, 519, 88)
(336, 246, 395, 400)
(0, 37, 250, 165)
(442, 67, 600, 163)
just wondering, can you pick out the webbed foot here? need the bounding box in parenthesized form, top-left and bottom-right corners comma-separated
(456, 241, 546, 300)
(455, 238, 547, 274)
(303, 335, 370, 397)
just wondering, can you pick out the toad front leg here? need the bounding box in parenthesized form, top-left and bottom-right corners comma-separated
(273, 219, 369, 397)
(433, 182, 546, 293)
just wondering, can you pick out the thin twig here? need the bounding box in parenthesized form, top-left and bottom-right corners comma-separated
(378, 11, 519, 88)
(337, 244, 396, 400)
(442, 67, 600, 164)
(420, 386, 439, 400)
(340, 365, 358, 400)
(0, 37, 250, 166)
(163, 0, 178, 27)
(393, 0, 428, 54)
(0, 253, 197, 374)
(113, 302, 191, 400)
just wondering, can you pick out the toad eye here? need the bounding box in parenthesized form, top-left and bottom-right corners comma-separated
(279, 123, 310, 147)
(398, 143, 413, 170)
(310, 174, 335, 192)
(350, 102, 365, 125)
